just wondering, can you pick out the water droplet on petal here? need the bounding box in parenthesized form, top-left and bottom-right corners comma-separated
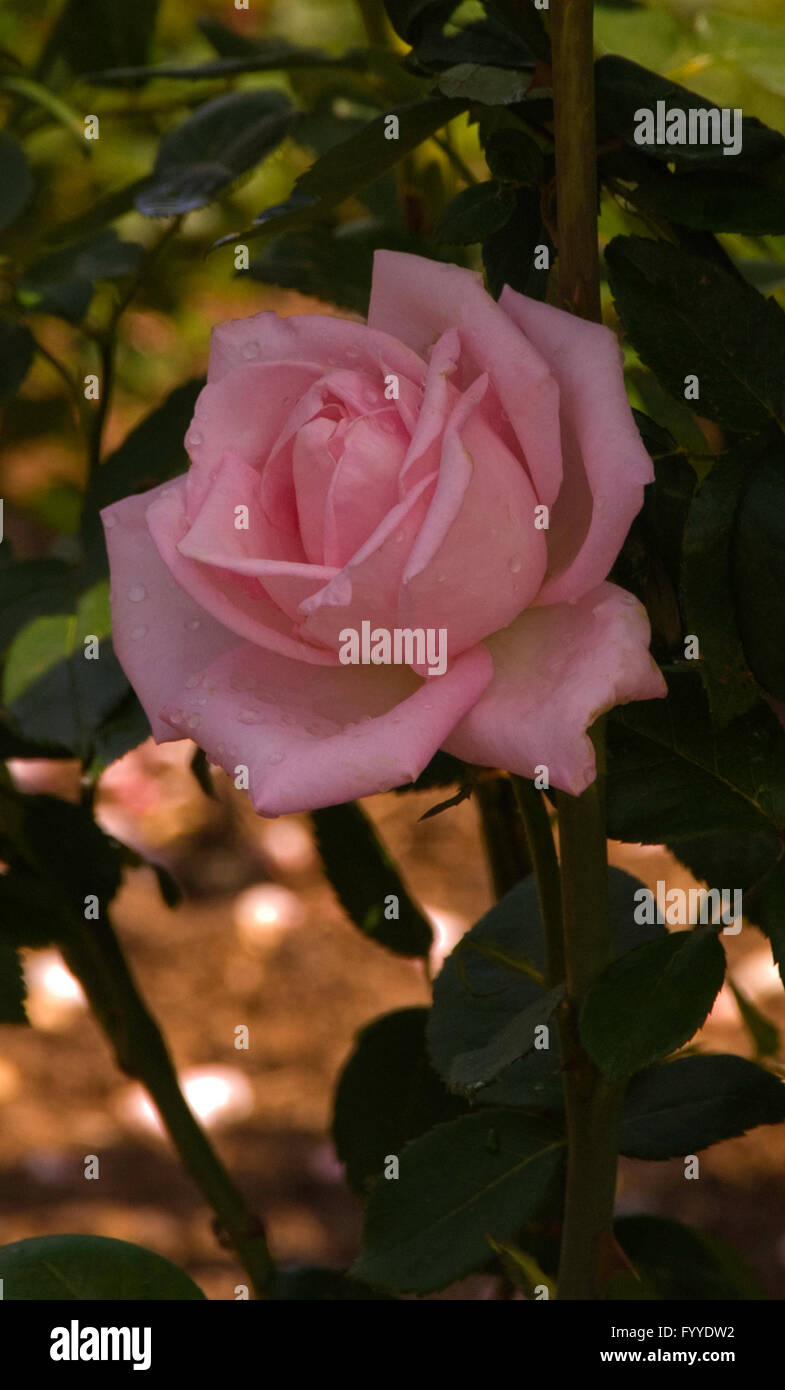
(185, 673, 203, 689)
(186, 714, 202, 730)
(130, 624, 147, 640)
(128, 584, 147, 603)
(103, 514, 117, 529)
(186, 618, 201, 631)
(395, 530, 405, 544)
(508, 557, 522, 574)
(169, 708, 184, 724)
(436, 572, 446, 584)
(281, 712, 297, 725)
(188, 429, 204, 447)
(242, 341, 260, 360)
(266, 752, 284, 765)
(238, 708, 262, 725)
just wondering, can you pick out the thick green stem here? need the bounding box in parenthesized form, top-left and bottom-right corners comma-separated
(552, 0, 601, 322)
(62, 917, 276, 1299)
(551, 0, 620, 1299)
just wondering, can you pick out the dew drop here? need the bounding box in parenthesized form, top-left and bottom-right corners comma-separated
(128, 584, 147, 603)
(169, 708, 184, 724)
(508, 557, 522, 574)
(242, 340, 260, 359)
(188, 429, 204, 447)
(104, 514, 117, 529)
(394, 530, 405, 544)
(185, 673, 203, 689)
(130, 624, 147, 641)
(436, 572, 446, 584)
(185, 618, 201, 631)
(186, 714, 202, 730)
(281, 712, 297, 725)
(266, 752, 285, 765)
(238, 708, 263, 725)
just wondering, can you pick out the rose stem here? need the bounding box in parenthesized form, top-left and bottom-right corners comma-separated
(62, 914, 276, 1299)
(550, 0, 623, 1299)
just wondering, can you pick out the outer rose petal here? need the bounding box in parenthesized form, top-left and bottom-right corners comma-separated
(161, 643, 493, 815)
(101, 481, 238, 740)
(443, 582, 667, 794)
(499, 288, 654, 605)
(368, 250, 563, 507)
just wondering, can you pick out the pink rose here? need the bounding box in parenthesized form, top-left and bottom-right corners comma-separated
(102, 251, 665, 815)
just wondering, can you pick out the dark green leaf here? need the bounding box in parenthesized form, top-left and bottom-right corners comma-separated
(427, 868, 661, 1109)
(437, 63, 530, 105)
(728, 981, 780, 1059)
(0, 939, 27, 1024)
(18, 229, 142, 324)
(436, 180, 515, 243)
(414, 14, 537, 71)
(0, 558, 72, 652)
(482, 184, 552, 299)
(606, 236, 785, 434)
(757, 857, 785, 990)
(90, 689, 151, 771)
(0, 1235, 205, 1300)
(1, 791, 123, 919)
(0, 132, 33, 232)
(382, 0, 456, 45)
(596, 55, 785, 170)
(580, 928, 726, 1081)
(332, 1008, 465, 1193)
(732, 450, 785, 699)
(620, 1054, 785, 1159)
(484, 0, 550, 62)
(447, 984, 565, 1095)
(0, 320, 35, 403)
(353, 1110, 563, 1293)
(681, 455, 760, 724)
(311, 803, 432, 957)
(136, 90, 294, 217)
(483, 127, 544, 184)
(296, 95, 466, 203)
(615, 1215, 761, 1300)
(41, 0, 160, 78)
(49, 179, 148, 244)
(606, 672, 785, 843)
(609, 154, 785, 236)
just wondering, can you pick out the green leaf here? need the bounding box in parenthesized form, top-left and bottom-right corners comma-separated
(728, 981, 780, 1059)
(595, 55, 785, 170)
(0, 791, 123, 923)
(0, 558, 72, 652)
(615, 1215, 761, 1300)
(756, 856, 785, 990)
(606, 672, 785, 844)
(17, 229, 142, 324)
(0, 939, 27, 1024)
(332, 1007, 465, 1194)
(620, 1054, 785, 1160)
(680, 455, 760, 725)
(311, 803, 432, 957)
(0, 1235, 205, 1299)
(382, 1, 456, 45)
(2, 580, 129, 757)
(447, 984, 565, 1096)
(606, 150, 785, 236)
(136, 90, 294, 217)
(732, 450, 785, 699)
(482, 184, 553, 300)
(274, 1265, 393, 1300)
(435, 180, 515, 243)
(437, 63, 530, 105)
(89, 689, 151, 771)
(0, 132, 33, 232)
(483, 127, 544, 184)
(41, 0, 160, 78)
(579, 928, 727, 1081)
(427, 868, 661, 1109)
(606, 236, 785, 435)
(296, 95, 466, 203)
(353, 1110, 563, 1293)
(0, 320, 35, 403)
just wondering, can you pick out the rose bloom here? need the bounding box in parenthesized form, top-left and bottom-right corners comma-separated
(102, 252, 665, 815)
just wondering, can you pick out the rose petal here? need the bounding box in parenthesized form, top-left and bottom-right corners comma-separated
(101, 481, 238, 739)
(368, 250, 563, 507)
(443, 582, 667, 794)
(207, 310, 427, 389)
(161, 643, 493, 815)
(499, 288, 653, 604)
(147, 480, 338, 664)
